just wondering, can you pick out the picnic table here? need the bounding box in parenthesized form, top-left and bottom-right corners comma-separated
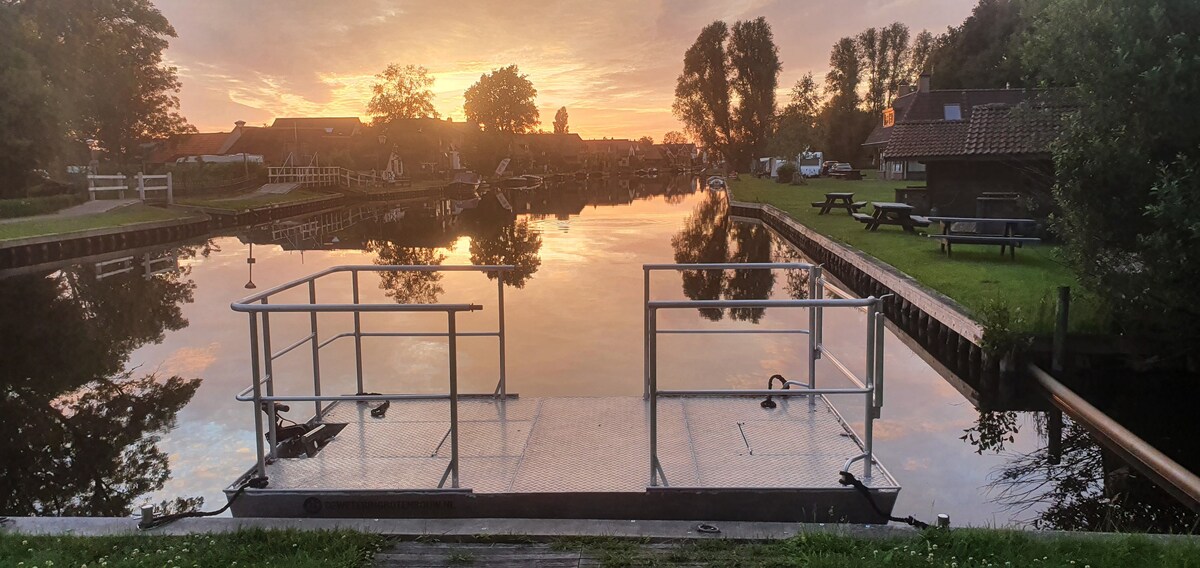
(810, 192, 866, 215)
(927, 216, 1041, 258)
(852, 202, 931, 232)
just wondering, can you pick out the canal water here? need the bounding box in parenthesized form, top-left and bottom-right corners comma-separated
(1, 177, 1056, 525)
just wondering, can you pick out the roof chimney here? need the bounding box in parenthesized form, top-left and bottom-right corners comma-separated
(918, 74, 931, 93)
(234, 120, 246, 130)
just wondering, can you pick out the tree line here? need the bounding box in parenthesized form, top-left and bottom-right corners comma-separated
(0, 0, 193, 197)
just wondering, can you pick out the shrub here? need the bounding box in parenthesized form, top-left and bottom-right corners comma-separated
(775, 162, 797, 183)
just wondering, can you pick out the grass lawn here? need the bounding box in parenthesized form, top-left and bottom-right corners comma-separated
(731, 175, 1107, 333)
(0, 530, 384, 568)
(561, 530, 1200, 567)
(3, 529, 1196, 567)
(0, 205, 199, 243)
(176, 189, 335, 212)
(0, 194, 85, 219)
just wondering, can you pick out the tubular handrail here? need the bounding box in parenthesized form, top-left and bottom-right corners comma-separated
(643, 260, 887, 488)
(232, 264, 514, 307)
(234, 303, 482, 313)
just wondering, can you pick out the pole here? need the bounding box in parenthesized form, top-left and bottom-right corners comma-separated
(448, 311, 460, 488)
(352, 270, 364, 394)
(1048, 286, 1070, 464)
(497, 276, 507, 399)
(248, 313, 266, 478)
(309, 280, 323, 418)
(648, 307, 658, 486)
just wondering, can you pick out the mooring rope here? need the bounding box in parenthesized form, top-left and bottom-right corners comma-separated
(839, 470, 931, 529)
(138, 476, 268, 530)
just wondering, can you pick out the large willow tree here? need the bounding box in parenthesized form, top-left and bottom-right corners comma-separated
(673, 17, 780, 171)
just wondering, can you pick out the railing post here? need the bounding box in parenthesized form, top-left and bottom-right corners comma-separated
(874, 310, 885, 417)
(117, 172, 125, 200)
(352, 270, 364, 394)
(863, 300, 877, 479)
(448, 311, 460, 489)
(643, 267, 650, 399)
(496, 275, 507, 399)
(166, 171, 174, 204)
(262, 299, 278, 459)
(648, 306, 658, 486)
(88, 175, 96, 201)
(248, 313, 266, 478)
(809, 266, 823, 408)
(137, 172, 145, 202)
(309, 280, 323, 418)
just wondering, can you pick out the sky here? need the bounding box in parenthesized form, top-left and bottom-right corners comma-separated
(157, 0, 975, 141)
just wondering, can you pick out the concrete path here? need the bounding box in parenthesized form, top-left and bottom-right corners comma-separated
(0, 198, 138, 224)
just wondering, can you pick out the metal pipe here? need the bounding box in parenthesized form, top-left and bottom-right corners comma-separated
(808, 267, 819, 409)
(642, 262, 813, 271)
(447, 311, 460, 489)
(874, 312, 885, 413)
(658, 388, 871, 397)
(261, 300, 277, 460)
(649, 307, 658, 486)
(352, 270, 364, 394)
(648, 298, 876, 310)
(814, 271, 825, 349)
(655, 329, 810, 335)
(232, 264, 515, 306)
(236, 392, 513, 403)
(248, 313, 266, 478)
(1028, 363, 1200, 511)
(863, 301, 877, 479)
(308, 280, 322, 418)
(818, 347, 868, 390)
(497, 274, 507, 399)
(234, 303, 483, 313)
(643, 267, 650, 399)
(271, 332, 315, 361)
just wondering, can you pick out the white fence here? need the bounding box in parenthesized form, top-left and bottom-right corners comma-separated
(87, 172, 174, 204)
(267, 166, 402, 188)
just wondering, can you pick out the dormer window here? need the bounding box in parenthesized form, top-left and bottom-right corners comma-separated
(944, 104, 962, 121)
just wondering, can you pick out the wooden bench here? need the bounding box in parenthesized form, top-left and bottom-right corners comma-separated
(927, 216, 1041, 258)
(929, 234, 1041, 258)
(852, 213, 873, 223)
(910, 215, 930, 227)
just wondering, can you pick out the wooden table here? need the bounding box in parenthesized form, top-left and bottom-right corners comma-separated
(927, 216, 1040, 258)
(853, 202, 930, 232)
(810, 192, 865, 215)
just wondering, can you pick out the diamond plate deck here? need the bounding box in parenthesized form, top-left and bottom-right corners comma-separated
(260, 395, 898, 494)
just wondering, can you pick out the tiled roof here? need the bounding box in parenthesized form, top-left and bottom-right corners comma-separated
(863, 88, 1038, 148)
(863, 91, 917, 146)
(882, 120, 969, 159)
(270, 117, 363, 135)
(147, 132, 231, 162)
(964, 104, 1067, 156)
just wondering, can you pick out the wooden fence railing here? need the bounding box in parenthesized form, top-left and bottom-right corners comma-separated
(87, 173, 174, 204)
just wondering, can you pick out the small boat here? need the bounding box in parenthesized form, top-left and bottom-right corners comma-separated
(519, 174, 544, 189)
(706, 176, 727, 190)
(446, 172, 482, 198)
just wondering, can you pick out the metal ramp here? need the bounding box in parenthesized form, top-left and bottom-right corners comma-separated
(225, 263, 900, 522)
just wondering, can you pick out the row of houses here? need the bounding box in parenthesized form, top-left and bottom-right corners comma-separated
(862, 74, 1063, 216)
(146, 117, 700, 176)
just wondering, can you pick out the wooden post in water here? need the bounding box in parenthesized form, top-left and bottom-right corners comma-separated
(1048, 286, 1070, 464)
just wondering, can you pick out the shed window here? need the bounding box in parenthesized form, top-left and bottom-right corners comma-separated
(944, 104, 962, 121)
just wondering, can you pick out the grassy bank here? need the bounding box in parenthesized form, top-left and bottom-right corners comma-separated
(176, 189, 334, 212)
(0, 530, 384, 568)
(2, 529, 1197, 567)
(0, 205, 199, 243)
(731, 175, 1106, 333)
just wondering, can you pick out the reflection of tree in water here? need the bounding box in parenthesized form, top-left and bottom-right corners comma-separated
(670, 193, 776, 322)
(967, 411, 1198, 532)
(772, 241, 810, 300)
(369, 241, 447, 304)
(469, 219, 543, 288)
(0, 243, 205, 516)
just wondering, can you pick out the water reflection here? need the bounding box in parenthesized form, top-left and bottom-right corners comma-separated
(468, 219, 543, 288)
(0, 243, 209, 516)
(370, 243, 447, 304)
(670, 192, 776, 322)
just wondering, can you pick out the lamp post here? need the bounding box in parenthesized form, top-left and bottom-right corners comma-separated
(245, 242, 257, 289)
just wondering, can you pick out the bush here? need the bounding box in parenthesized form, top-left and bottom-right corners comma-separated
(0, 193, 84, 218)
(775, 162, 797, 183)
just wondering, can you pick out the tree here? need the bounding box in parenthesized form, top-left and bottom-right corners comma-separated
(1024, 0, 1200, 354)
(370, 243, 445, 304)
(662, 131, 689, 145)
(929, 0, 1040, 89)
(13, 0, 194, 165)
(908, 30, 936, 80)
(673, 18, 781, 171)
(822, 37, 872, 163)
(553, 106, 568, 134)
(727, 17, 781, 169)
(367, 64, 439, 123)
(673, 22, 733, 166)
(0, 4, 58, 196)
(463, 65, 539, 134)
(469, 219, 543, 288)
(768, 73, 823, 159)
(637, 136, 654, 146)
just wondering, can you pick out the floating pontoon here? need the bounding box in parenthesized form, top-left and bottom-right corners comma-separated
(226, 263, 900, 522)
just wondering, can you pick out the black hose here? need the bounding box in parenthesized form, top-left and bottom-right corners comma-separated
(838, 470, 930, 529)
(139, 476, 269, 530)
(761, 374, 790, 409)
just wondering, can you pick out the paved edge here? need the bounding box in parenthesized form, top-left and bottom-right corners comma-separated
(0, 213, 209, 248)
(1, 517, 916, 540)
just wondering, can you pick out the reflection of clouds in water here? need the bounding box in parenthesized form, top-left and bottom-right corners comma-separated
(903, 457, 931, 472)
(159, 343, 219, 377)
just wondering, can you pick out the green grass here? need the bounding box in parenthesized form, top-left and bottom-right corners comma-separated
(0, 194, 85, 219)
(0, 205, 198, 242)
(561, 530, 1200, 567)
(731, 175, 1107, 333)
(0, 530, 385, 568)
(176, 189, 334, 211)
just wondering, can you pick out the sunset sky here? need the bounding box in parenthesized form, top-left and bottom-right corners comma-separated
(157, 0, 975, 140)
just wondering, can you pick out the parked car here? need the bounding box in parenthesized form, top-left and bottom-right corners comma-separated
(832, 162, 854, 173)
(819, 161, 839, 176)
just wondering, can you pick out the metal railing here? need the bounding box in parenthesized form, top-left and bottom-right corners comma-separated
(232, 264, 513, 489)
(643, 262, 886, 487)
